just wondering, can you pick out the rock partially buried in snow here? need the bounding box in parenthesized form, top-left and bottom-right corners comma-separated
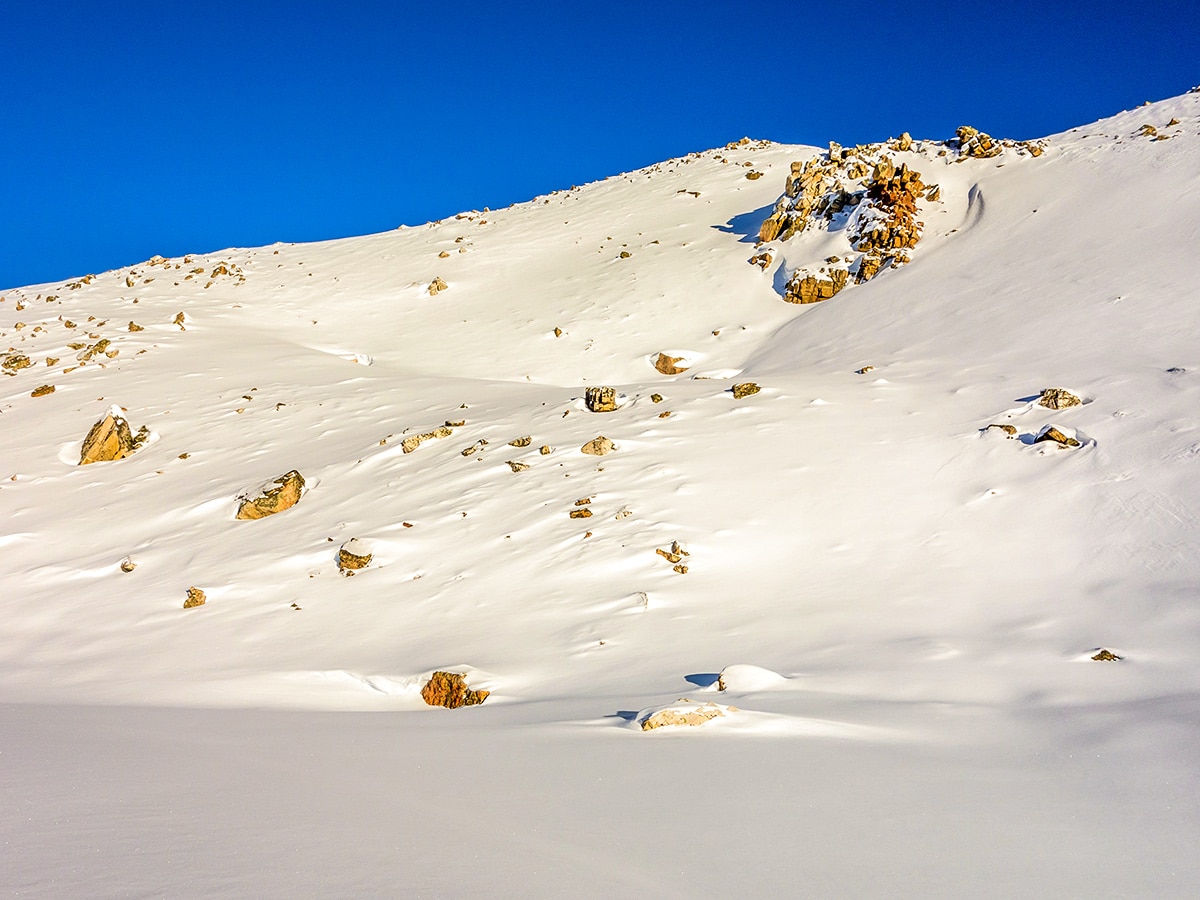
(401, 426, 453, 453)
(653, 352, 689, 375)
(236, 470, 305, 519)
(1038, 387, 1082, 410)
(584, 386, 618, 412)
(183, 586, 206, 609)
(337, 538, 373, 575)
(639, 699, 735, 731)
(731, 382, 760, 399)
(1091, 648, 1123, 661)
(985, 423, 1018, 437)
(716, 664, 787, 692)
(581, 435, 616, 456)
(1034, 425, 1081, 448)
(421, 671, 489, 709)
(78, 409, 145, 465)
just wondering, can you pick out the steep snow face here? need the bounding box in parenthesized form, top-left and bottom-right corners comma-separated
(2, 91, 1200, 896)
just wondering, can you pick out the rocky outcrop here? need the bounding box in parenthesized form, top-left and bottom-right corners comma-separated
(584, 386, 618, 412)
(236, 470, 305, 519)
(784, 268, 849, 303)
(1038, 387, 1082, 410)
(79, 410, 146, 465)
(421, 671, 489, 708)
(337, 539, 372, 575)
(955, 125, 1002, 158)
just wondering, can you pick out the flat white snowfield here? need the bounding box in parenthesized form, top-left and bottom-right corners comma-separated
(3, 91, 1200, 897)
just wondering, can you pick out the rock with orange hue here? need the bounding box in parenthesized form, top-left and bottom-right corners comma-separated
(421, 671, 489, 708)
(236, 470, 305, 519)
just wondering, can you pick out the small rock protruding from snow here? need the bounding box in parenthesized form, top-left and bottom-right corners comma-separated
(1091, 648, 1123, 662)
(716, 664, 787, 692)
(639, 699, 735, 731)
(428, 277, 448, 296)
(119, 557, 137, 573)
(421, 671, 489, 709)
(584, 386, 619, 412)
(337, 539, 373, 575)
(653, 352, 689, 375)
(236, 470, 305, 519)
(731, 382, 760, 399)
(985, 423, 1018, 437)
(79, 409, 145, 465)
(1037, 387, 1082, 410)
(183, 587, 206, 609)
(1034, 425, 1081, 448)
(580, 435, 616, 456)
(401, 426, 453, 454)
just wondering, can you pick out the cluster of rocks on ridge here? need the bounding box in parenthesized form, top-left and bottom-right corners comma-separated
(755, 125, 1045, 305)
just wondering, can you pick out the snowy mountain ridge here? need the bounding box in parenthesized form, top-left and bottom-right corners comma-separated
(3, 88, 1200, 898)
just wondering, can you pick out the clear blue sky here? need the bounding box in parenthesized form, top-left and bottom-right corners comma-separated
(3, 0, 1196, 289)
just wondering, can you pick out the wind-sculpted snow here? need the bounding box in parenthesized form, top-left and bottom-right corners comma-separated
(2, 91, 1200, 897)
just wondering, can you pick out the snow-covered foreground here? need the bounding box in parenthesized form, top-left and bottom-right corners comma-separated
(3, 91, 1200, 896)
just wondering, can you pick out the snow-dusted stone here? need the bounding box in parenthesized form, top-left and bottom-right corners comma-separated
(956, 125, 1002, 158)
(639, 699, 735, 731)
(3, 353, 32, 371)
(1034, 425, 1080, 448)
(1037, 387, 1082, 410)
(584, 386, 618, 412)
(985, 424, 1018, 437)
(428, 277, 448, 296)
(421, 671, 489, 709)
(78, 409, 141, 465)
(716, 664, 787, 692)
(236, 470, 305, 519)
(337, 538, 372, 575)
(183, 587, 206, 609)
(581, 435, 616, 456)
(784, 269, 848, 304)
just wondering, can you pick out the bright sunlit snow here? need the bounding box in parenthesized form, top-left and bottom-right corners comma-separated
(3, 92, 1200, 898)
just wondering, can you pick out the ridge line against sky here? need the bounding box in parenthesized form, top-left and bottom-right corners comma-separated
(3, 0, 1197, 290)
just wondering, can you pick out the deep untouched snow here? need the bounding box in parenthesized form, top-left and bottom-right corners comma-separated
(3, 93, 1200, 897)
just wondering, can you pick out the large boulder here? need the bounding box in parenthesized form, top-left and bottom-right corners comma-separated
(584, 386, 618, 412)
(421, 671, 489, 709)
(236, 470, 305, 519)
(79, 410, 143, 465)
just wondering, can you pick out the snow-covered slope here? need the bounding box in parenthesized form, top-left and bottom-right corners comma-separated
(3, 91, 1200, 897)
